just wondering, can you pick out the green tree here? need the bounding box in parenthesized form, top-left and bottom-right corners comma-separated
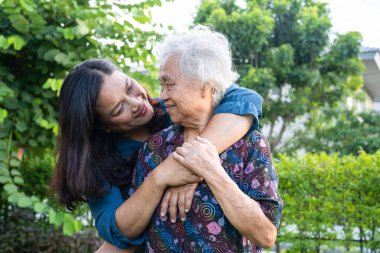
(0, 0, 163, 239)
(286, 107, 380, 156)
(194, 0, 364, 151)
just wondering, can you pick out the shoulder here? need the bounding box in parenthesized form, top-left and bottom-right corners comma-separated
(223, 83, 263, 103)
(238, 130, 272, 156)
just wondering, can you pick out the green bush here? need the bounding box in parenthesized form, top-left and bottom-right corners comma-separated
(0, 207, 101, 253)
(276, 151, 380, 252)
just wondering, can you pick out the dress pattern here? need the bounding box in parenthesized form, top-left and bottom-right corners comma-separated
(132, 125, 283, 253)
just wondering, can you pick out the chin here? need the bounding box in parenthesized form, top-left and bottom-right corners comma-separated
(169, 116, 181, 125)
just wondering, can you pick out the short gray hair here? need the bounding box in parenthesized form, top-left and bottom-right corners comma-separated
(159, 25, 239, 106)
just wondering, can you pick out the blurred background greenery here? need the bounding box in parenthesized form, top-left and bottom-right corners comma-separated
(0, 0, 379, 252)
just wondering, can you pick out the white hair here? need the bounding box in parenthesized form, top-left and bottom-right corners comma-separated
(159, 25, 239, 106)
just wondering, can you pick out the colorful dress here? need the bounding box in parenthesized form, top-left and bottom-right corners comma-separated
(133, 125, 283, 253)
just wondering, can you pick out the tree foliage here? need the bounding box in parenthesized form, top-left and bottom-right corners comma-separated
(285, 107, 380, 156)
(193, 0, 364, 151)
(0, 0, 163, 236)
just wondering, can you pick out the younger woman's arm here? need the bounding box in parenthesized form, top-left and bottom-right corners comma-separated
(89, 155, 201, 249)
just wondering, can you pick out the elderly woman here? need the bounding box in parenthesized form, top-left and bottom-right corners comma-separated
(133, 26, 283, 252)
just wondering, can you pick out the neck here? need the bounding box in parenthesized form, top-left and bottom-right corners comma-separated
(183, 113, 212, 142)
(123, 126, 151, 142)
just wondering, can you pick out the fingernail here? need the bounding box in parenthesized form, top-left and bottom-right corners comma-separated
(171, 219, 175, 223)
(160, 212, 165, 217)
(185, 209, 189, 213)
(181, 218, 185, 221)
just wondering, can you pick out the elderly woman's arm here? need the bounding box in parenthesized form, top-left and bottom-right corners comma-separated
(173, 135, 282, 248)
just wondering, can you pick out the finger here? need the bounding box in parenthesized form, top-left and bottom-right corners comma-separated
(169, 191, 179, 223)
(175, 147, 187, 156)
(172, 151, 185, 164)
(178, 191, 186, 221)
(185, 184, 197, 213)
(196, 136, 212, 145)
(182, 142, 193, 149)
(160, 190, 172, 217)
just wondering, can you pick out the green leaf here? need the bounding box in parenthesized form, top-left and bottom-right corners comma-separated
(0, 82, 15, 101)
(13, 35, 26, 51)
(34, 202, 48, 213)
(28, 139, 38, 147)
(63, 28, 75, 40)
(0, 109, 8, 124)
(29, 14, 46, 28)
(49, 210, 64, 226)
(0, 35, 11, 50)
(54, 52, 67, 64)
(10, 159, 21, 167)
(8, 192, 21, 203)
(13, 176, 24, 184)
(43, 49, 60, 61)
(0, 176, 12, 184)
(10, 169, 21, 176)
(63, 214, 76, 235)
(18, 196, 33, 208)
(19, 0, 36, 13)
(48, 209, 56, 225)
(15, 120, 27, 132)
(9, 14, 30, 34)
(4, 183, 17, 193)
(75, 19, 90, 37)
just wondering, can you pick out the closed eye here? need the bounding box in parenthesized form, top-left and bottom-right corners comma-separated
(114, 104, 124, 117)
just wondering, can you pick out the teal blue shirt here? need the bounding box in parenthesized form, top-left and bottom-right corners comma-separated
(87, 84, 263, 248)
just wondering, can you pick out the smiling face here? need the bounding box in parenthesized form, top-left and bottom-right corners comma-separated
(159, 56, 214, 128)
(96, 70, 154, 136)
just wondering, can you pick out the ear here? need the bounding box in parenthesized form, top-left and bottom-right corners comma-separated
(201, 82, 215, 98)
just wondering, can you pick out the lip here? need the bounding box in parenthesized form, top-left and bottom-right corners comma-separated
(164, 104, 175, 110)
(136, 103, 147, 118)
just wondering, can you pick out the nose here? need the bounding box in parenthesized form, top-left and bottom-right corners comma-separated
(161, 85, 169, 101)
(128, 96, 141, 113)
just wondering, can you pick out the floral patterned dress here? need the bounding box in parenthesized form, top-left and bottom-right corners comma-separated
(132, 125, 283, 253)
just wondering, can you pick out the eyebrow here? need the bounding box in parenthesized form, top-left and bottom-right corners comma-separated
(159, 75, 171, 84)
(109, 77, 130, 116)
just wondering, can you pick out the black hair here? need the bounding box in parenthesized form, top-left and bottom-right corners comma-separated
(50, 59, 134, 211)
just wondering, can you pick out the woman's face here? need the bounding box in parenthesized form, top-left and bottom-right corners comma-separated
(96, 70, 154, 135)
(159, 56, 213, 127)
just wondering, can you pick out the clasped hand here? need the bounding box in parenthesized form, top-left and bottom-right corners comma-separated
(160, 136, 221, 222)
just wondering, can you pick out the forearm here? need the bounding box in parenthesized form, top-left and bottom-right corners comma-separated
(116, 169, 165, 239)
(200, 114, 253, 153)
(118, 155, 201, 239)
(203, 168, 277, 248)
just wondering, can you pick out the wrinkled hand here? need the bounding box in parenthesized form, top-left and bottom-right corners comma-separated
(160, 183, 198, 223)
(156, 154, 202, 188)
(173, 136, 221, 178)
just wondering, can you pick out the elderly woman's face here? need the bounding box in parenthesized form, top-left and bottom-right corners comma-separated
(159, 56, 213, 126)
(96, 70, 154, 135)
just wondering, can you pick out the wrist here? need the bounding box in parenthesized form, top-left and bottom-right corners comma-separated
(203, 164, 228, 184)
(150, 168, 168, 190)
